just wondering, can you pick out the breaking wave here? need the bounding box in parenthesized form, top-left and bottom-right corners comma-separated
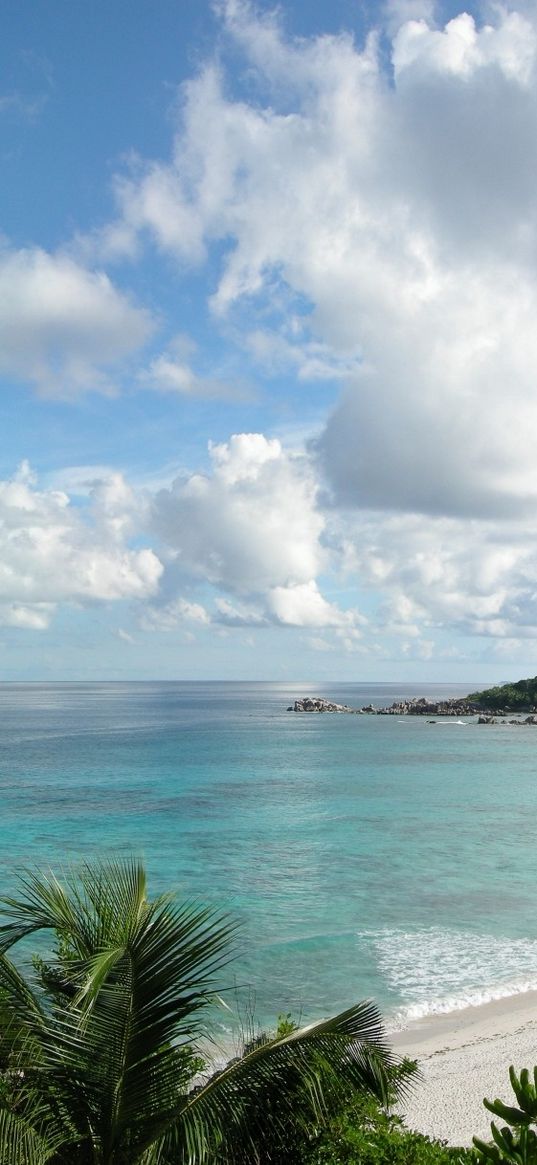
(357, 926, 537, 1029)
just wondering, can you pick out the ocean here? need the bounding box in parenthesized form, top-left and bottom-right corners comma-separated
(2, 680, 537, 1039)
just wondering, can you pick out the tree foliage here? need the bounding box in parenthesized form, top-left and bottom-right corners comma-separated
(0, 860, 412, 1164)
(300, 1092, 475, 1165)
(466, 677, 537, 712)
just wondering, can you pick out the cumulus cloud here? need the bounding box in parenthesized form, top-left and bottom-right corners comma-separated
(318, 265, 537, 517)
(103, 1, 537, 522)
(147, 432, 368, 633)
(334, 507, 537, 642)
(382, 1, 436, 38)
(268, 580, 364, 630)
(0, 464, 162, 628)
(10, 1, 537, 659)
(9, 439, 537, 652)
(392, 10, 535, 83)
(0, 246, 153, 397)
(151, 432, 324, 592)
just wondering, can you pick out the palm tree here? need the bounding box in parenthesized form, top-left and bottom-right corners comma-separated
(0, 860, 409, 1164)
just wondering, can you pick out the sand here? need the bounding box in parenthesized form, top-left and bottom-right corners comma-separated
(388, 991, 537, 1146)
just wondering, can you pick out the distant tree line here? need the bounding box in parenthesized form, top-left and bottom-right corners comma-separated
(467, 676, 537, 712)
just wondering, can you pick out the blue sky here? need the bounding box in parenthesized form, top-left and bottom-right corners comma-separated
(2, 0, 537, 681)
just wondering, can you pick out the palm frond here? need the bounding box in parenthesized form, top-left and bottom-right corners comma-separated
(0, 867, 91, 954)
(0, 1106, 63, 1165)
(0, 863, 238, 1162)
(0, 953, 45, 1030)
(169, 1000, 410, 1164)
(0, 953, 47, 1075)
(45, 898, 237, 1158)
(0, 862, 406, 1165)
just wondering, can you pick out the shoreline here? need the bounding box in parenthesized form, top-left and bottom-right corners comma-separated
(207, 988, 537, 1148)
(389, 989, 537, 1146)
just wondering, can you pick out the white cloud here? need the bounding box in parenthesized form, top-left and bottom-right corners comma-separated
(214, 596, 267, 625)
(141, 596, 211, 630)
(307, 635, 335, 652)
(318, 264, 537, 517)
(147, 434, 372, 633)
(104, 1, 537, 522)
(9, 440, 537, 651)
(117, 627, 135, 644)
(0, 603, 54, 630)
(268, 580, 363, 630)
(244, 327, 361, 382)
(334, 507, 537, 641)
(152, 433, 324, 593)
(0, 246, 153, 397)
(0, 466, 162, 629)
(392, 11, 536, 83)
(45, 465, 121, 496)
(0, 92, 46, 120)
(382, 1, 436, 38)
(145, 351, 249, 401)
(9, 1, 537, 662)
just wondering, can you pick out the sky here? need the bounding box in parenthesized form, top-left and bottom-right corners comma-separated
(2, 0, 537, 681)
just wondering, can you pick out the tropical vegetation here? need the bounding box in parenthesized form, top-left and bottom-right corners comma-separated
(298, 1090, 476, 1164)
(466, 676, 537, 712)
(0, 859, 413, 1164)
(473, 1065, 537, 1164)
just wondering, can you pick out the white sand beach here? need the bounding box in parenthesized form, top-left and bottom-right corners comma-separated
(389, 991, 537, 1146)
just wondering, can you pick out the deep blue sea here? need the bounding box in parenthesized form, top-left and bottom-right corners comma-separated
(3, 680, 537, 1039)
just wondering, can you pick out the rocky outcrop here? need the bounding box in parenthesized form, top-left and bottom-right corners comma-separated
(477, 714, 537, 725)
(288, 695, 475, 715)
(289, 697, 355, 713)
(373, 697, 475, 717)
(288, 695, 537, 722)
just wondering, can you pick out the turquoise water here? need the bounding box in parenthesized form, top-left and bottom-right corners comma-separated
(3, 680, 537, 1033)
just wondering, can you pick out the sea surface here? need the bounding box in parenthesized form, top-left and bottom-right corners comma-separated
(2, 680, 537, 1040)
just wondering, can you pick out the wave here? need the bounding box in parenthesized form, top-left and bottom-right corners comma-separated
(388, 978, 537, 1029)
(358, 925, 537, 1028)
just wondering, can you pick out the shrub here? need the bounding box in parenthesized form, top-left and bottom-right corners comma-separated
(301, 1093, 476, 1165)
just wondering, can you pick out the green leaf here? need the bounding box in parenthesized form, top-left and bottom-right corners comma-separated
(0, 860, 408, 1165)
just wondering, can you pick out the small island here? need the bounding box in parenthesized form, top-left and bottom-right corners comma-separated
(289, 677, 537, 723)
(289, 697, 355, 713)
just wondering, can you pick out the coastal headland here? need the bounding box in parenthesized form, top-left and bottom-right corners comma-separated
(289, 685, 537, 722)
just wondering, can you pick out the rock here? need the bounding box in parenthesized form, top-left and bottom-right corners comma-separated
(289, 695, 537, 724)
(292, 697, 354, 713)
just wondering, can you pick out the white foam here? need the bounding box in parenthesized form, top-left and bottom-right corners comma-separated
(358, 926, 537, 1028)
(388, 979, 537, 1030)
